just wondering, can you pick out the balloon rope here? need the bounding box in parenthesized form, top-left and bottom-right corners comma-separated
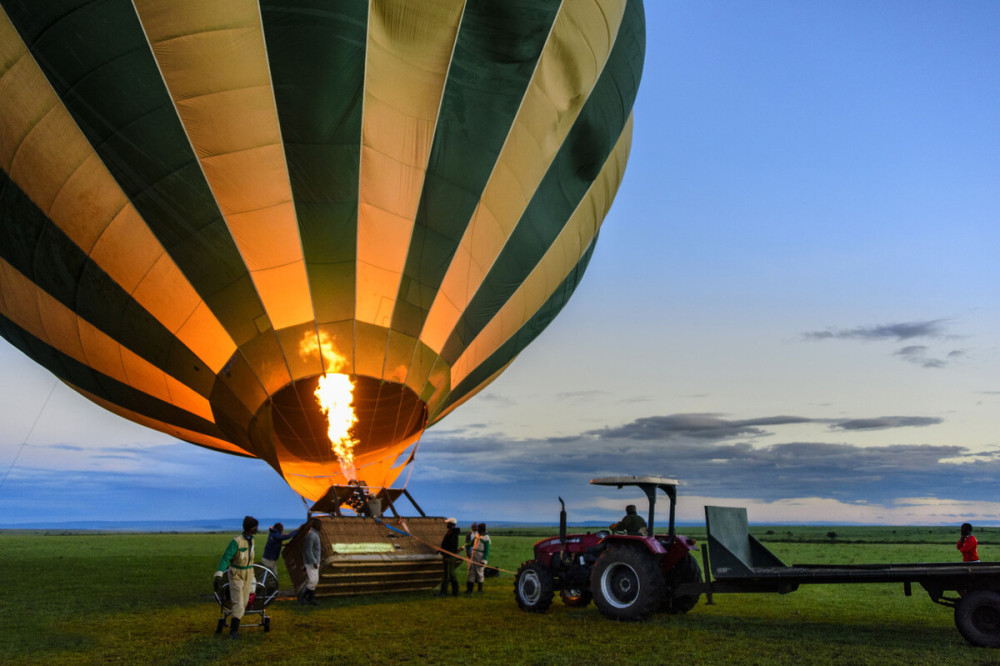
(373, 516, 515, 576)
(0, 377, 58, 495)
(400, 441, 420, 489)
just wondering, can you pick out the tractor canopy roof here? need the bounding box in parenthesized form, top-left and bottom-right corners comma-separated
(590, 476, 679, 489)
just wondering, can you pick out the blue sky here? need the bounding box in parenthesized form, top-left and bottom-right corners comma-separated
(2, 1, 999, 528)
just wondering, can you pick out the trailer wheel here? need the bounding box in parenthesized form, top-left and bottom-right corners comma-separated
(591, 546, 664, 621)
(955, 590, 1000, 647)
(514, 560, 555, 613)
(560, 588, 592, 608)
(662, 553, 703, 614)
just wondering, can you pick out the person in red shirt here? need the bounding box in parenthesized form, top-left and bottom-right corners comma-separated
(958, 522, 979, 562)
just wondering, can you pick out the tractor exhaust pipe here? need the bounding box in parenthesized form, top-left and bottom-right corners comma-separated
(559, 497, 567, 551)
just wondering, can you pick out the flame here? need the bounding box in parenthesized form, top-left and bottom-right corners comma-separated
(299, 330, 348, 374)
(314, 373, 359, 481)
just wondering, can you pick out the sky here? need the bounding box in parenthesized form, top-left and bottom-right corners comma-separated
(2, 1, 999, 529)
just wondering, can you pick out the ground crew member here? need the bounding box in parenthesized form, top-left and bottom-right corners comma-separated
(261, 522, 297, 581)
(214, 515, 258, 639)
(467, 523, 490, 593)
(610, 504, 647, 535)
(958, 523, 980, 562)
(299, 518, 322, 605)
(438, 517, 461, 597)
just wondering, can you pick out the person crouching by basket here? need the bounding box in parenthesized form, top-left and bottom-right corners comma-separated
(262, 522, 297, 582)
(298, 518, 322, 605)
(466, 523, 490, 594)
(214, 515, 258, 639)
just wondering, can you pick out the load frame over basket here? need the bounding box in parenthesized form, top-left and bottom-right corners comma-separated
(214, 564, 278, 634)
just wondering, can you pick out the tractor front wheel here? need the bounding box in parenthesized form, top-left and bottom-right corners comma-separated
(560, 588, 592, 608)
(514, 560, 555, 613)
(591, 546, 664, 621)
(955, 589, 1000, 647)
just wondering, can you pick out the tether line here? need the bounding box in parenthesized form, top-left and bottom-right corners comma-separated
(0, 377, 58, 495)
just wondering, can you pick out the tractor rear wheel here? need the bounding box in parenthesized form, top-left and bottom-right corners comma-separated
(662, 553, 703, 614)
(560, 588, 592, 608)
(591, 546, 664, 621)
(955, 589, 1000, 647)
(514, 560, 555, 613)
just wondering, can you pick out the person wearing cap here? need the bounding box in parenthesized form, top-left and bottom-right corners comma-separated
(214, 515, 258, 639)
(610, 505, 647, 536)
(261, 522, 298, 582)
(437, 517, 461, 597)
(467, 522, 491, 593)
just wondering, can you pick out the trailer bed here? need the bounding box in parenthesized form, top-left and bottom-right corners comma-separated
(700, 506, 1000, 604)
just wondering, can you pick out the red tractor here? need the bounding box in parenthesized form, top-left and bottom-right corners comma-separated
(514, 476, 703, 621)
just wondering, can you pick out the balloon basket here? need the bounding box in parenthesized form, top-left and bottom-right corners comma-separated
(281, 485, 447, 597)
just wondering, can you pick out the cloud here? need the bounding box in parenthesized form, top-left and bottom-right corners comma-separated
(584, 414, 814, 441)
(413, 411, 998, 509)
(803, 320, 963, 368)
(803, 319, 949, 342)
(831, 416, 942, 431)
(894, 345, 952, 369)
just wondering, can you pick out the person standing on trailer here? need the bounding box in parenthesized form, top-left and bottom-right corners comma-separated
(214, 515, 258, 639)
(299, 518, 322, 605)
(467, 522, 491, 593)
(958, 523, 980, 562)
(261, 522, 297, 581)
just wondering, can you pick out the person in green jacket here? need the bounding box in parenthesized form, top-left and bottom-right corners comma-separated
(466, 523, 491, 593)
(214, 516, 258, 639)
(610, 505, 647, 535)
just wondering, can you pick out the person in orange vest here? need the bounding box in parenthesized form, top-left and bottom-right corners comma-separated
(214, 516, 258, 639)
(958, 523, 980, 562)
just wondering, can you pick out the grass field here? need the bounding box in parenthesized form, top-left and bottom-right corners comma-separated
(2, 527, 999, 665)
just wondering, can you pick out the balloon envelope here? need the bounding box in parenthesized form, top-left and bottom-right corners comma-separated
(0, 0, 644, 499)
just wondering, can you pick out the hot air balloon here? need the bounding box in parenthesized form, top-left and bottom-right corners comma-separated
(0, 0, 645, 501)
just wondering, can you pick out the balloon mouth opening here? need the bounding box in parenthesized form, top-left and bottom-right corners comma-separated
(268, 375, 427, 466)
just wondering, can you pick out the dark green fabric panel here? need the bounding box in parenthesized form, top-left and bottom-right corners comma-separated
(2, 0, 266, 346)
(390, 0, 562, 337)
(0, 313, 225, 442)
(261, 0, 367, 325)
(441, 0, 645, 364)
(0, 171, 214, 398)
(440, 238, 598, 414)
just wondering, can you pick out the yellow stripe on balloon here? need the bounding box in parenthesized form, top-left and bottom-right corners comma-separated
(449, 113, 632, 391)
(419, 0, 628, 354)
(0, 258, 215, 423)
(69, 383, 250, 457)
(0, 9, 235, 375)
(134, 0, 314, 334)
(355, 0, 466, 334)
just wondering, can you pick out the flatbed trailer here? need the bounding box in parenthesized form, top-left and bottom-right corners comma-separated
(679, 505, 1000, 646)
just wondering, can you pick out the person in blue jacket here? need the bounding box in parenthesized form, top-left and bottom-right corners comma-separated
(261, 522, 297, 581)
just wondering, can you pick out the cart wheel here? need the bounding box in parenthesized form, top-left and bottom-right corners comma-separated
(955, 589, 1000, 647)
(215, 618, 226, 634)
(264, 617, 271, 632)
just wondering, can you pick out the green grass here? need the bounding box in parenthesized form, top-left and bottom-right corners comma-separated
(2, 530, 999, 665)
